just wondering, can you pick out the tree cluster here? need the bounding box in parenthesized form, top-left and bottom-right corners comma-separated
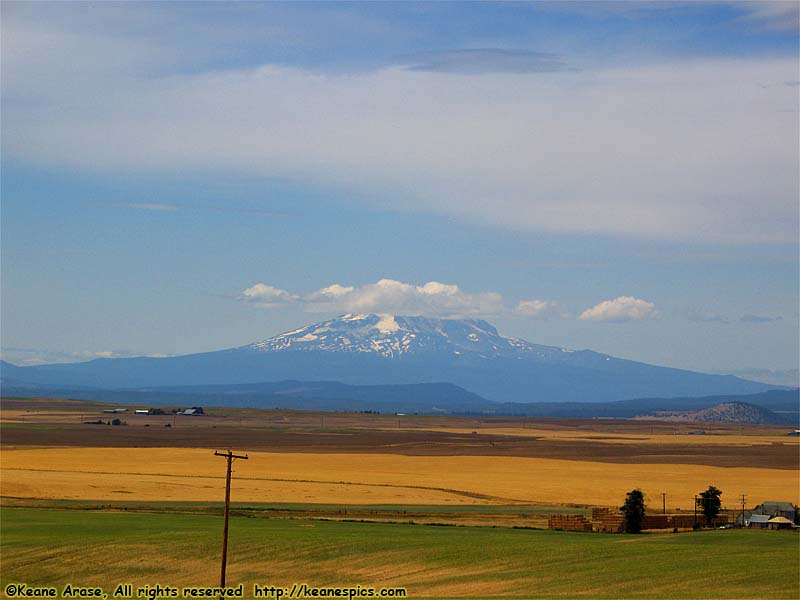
(620, 489, 646, 534)
(619, 485, 725, 533)
(696, 486, 722, 527)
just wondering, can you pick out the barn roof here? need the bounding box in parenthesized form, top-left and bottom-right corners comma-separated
(749, 515, 770, 523)
(761, 502, 795, 511)
(768, 516, 793, 524)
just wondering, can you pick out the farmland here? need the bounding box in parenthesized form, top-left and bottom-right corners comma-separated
(1, 397, 798, 598)
(2, 398, 797, 508)
(1, 508, 798, 599)
(2, 446, 797, 508)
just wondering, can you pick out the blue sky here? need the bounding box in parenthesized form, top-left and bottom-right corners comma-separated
(1, 1, 798, 382)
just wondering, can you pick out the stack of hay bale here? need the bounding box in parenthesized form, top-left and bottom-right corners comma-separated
(642, 514, 720, 529)
(547, 514, 593, 531)
(548, 508, 724, 532)
(591, 507, 625, 532)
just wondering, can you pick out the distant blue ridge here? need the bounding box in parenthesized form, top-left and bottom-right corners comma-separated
(0, 314, 785, 407)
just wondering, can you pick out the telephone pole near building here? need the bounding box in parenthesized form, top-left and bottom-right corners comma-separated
(740, 494, 747, 527)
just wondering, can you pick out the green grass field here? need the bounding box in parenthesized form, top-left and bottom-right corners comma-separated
(1, 507, 797, 599)
(0, 498, 590, 515)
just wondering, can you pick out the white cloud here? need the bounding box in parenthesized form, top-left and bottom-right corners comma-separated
(579, 296, 658, 323)
(241, 279, 578, 319)
(305, 278, 504, 317)
(240, 278, 504, 317)
(240, 284, 297, 307)
(304, 284, 355, 301)
(1, 9, 796, 243)
(515, 300, 568, 319)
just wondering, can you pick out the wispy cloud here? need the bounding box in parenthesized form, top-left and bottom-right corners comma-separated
(579, 296, 658, 323)
(306, 279, 505, 317)
(681, 307, 730, 324)
(206, 206, 287, 217)
(241, 279, 509, 318)
(542, 0, 799, 32)
(514, 299, 569, 320)
(304, 284, 356, 302)
(90, 201, 286, 217)
(239, 279, 613, 322)
(2, 7, 796, 244)
(735, 1, 800, 31)
(398, 48, 572, 74)
(0, 346, 172, 366)
(240, 284, 298, 307)
(740, 314, 784, 324)
(3, 4, 797, 243)
(317, 279, 502, 318)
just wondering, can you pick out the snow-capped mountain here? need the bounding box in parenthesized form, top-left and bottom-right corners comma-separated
(246, 313, 569, 360)
(2, 314, 777, 403)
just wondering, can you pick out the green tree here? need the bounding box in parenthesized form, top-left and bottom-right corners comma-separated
(696, 486, 722, 527)
(620, 489, 646, 533)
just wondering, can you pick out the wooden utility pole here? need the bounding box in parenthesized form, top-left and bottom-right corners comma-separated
(215, 449, 248, 594)
(661, 493, 666, 515)
(740, 494, 747, 527)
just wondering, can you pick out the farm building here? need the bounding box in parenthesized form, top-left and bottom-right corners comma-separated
(748, 515, 770, 528)
(767, 517, 794, 530)
(751, 501, 797, 522)
(178, 407, 204, 416)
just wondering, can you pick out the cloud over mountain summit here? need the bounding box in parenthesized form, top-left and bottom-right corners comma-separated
(241, 279, 658, 324)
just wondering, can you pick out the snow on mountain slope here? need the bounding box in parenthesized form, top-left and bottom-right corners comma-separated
(245, 313, 572, 360)
(2, 314, 777, 403)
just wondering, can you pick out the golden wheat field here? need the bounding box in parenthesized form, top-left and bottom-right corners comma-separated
(403, 425, 800, 446)
(2, 446, 797, 508)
